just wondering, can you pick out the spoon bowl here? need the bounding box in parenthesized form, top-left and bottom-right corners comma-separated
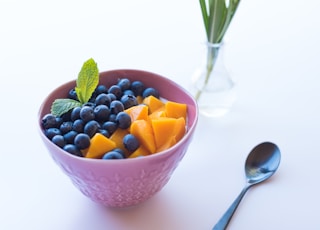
(245, 142, 281, 185)
(213, 142, 281, 230)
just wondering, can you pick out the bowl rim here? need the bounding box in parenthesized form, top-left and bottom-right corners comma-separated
(38, 68, 199, 164)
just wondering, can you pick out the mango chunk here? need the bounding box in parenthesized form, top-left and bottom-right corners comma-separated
(128, 145, 150, 158)
(151, 117, 186, 150)
(173, 117, 186, 142)
(143, 96, 165, 114)
(156, 136, 177, 153)
(130, 119, 156, 153)
(136, 96, 144, 104)
(151, 117, 177, 149)
(165, 101, 187, 120)
(85, 133, 116, 159)
(149, 107, 166, 119)
(125, 104, 149, 122)
(84, 97, 188, 158)
(109, 128, 130, 157)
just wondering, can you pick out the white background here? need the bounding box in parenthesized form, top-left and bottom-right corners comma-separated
(1, 0, 320, 229)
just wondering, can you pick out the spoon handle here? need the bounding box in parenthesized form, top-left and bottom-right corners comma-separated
(212, 185, 250, 230)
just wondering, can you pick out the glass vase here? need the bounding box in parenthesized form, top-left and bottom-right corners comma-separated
(192, 42, 236, 117)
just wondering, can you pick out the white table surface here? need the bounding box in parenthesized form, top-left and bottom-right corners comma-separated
(1, 0, 320, 229)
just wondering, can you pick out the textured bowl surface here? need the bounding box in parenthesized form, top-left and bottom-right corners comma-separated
(38, 69, 198, 208)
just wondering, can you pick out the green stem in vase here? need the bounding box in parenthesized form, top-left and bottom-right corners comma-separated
(196, 0, 240, 101)
(195, 43, 218, 101)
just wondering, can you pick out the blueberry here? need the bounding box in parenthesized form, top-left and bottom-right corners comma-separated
(102, 151, 124, 160)
(74, 133, 91, 150)
(45, 128, 61, 140)
(80, 106, 95, 122)
(109, 100, 124, 114)
(107, 93, 117, 102)
(88, 94, 97, 103)
(108, 85, 122, 99)
(55, 117, 63, 127)
(116, 112, 131, 129)
(68, 89, 78, 100)
(52, 135, 66, 148)
(63, 144, 83, 157)
(123, 89, 135, 96)
(95, 93, 111, 106)
(59, 121, 73, 134)
(95, 84, 108, 94)
(84, 120, 100, 138)
(61, 110, 72, 122)
(123, 134, 140, 152)
(112, 148, 126, 158)
(98, 129, 110, 138)
(108, 114, 116, 123)
(63, 130, 78, 144)
(82, 102, 95, 108)
(102, 121, 117, 134)
(142, 87, 160, 98)
(72, 119, 84, 133)
(131, 80, 145, 96)
(120, 94, 138, 109)
(117, 78, 131, 91)
(42, 114, 58, 129)
(94, 104, 110, 122)
(71, 107, 81, 121)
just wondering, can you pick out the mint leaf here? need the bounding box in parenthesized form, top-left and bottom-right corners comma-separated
(50, 58, 99, 117)
(75, 58, 99, 104)
(51, 98, 82, 117)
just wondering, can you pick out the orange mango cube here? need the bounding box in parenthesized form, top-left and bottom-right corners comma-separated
(142, 95, 165, 114)
(85, 133, 116, 159)
(125, 104, 149, 122)
(156, 136, 177, 153)
(165, 101, 187, 120)
(149, 107, 166, 119)
(130, 119, 156, 153)
(128, 145, 150, 158)
(109, 128, 130, 157)
(151, 117, 186, 151)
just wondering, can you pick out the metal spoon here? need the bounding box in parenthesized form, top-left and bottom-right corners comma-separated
(212, 142, 281, 230)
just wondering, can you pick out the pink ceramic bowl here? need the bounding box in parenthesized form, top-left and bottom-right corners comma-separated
(38, 69, 198, 208)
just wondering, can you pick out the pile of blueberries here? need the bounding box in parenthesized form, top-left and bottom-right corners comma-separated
(41, 78, 159, 159)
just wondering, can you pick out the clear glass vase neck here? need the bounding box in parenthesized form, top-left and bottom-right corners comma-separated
(192, 41, 236, 117)
(206, 41, 223, 48)
(202, 42, 224, 96)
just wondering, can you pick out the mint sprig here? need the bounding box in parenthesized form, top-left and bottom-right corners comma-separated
(51, 58, 99, 117)
(75, 58, 99, 104)
(51, 99, 82, 116)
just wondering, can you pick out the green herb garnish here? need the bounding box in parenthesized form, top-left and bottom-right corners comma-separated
(199, 0, 241, 44)
(51, 58, 99, 117)
(195, 0, 241, 101)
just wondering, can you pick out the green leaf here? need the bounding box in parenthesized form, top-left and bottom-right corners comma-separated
(199, 0, 241, 43)
(199, 0, 209, 38)
(51, 98, 82, 117)
(208, 0, 227, 43)
(217, 0, 241, 42)
(75, 58, 99, 104)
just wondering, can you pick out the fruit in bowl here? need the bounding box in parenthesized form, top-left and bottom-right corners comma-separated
(38, 58, 198, 208)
